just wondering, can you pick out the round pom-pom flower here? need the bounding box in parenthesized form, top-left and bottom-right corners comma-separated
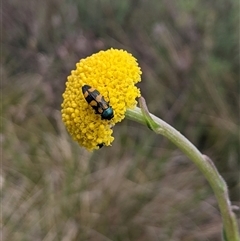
(61, 48, 142, 150)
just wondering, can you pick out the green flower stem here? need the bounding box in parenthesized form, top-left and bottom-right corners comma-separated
(125, 97, 239, 241)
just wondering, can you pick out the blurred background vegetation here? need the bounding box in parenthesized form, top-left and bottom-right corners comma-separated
(2, 0, 239, 240)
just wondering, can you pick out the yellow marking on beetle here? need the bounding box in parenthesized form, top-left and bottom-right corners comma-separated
(89, 100, 98, 106)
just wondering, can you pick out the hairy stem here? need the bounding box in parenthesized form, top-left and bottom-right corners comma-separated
(126, 99, 239, 241)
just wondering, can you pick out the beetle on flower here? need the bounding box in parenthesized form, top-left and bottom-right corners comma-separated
(61, 48, 142, 150)
(82, 84, 114, 121)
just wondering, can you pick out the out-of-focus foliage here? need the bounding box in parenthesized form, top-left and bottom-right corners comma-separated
(3, 0, 239, 240)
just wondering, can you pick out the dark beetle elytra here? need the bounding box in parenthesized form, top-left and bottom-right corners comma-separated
(82, 85, 114, 120)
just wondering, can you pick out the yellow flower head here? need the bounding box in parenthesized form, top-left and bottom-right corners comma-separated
(61, 48, 142, 150)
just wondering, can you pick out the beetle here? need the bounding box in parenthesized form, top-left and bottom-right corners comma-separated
(82, 85, 114, 120)
(97, 143, 104, 148)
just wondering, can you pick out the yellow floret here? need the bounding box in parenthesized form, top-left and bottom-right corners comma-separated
(61, 48, 142, 150)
